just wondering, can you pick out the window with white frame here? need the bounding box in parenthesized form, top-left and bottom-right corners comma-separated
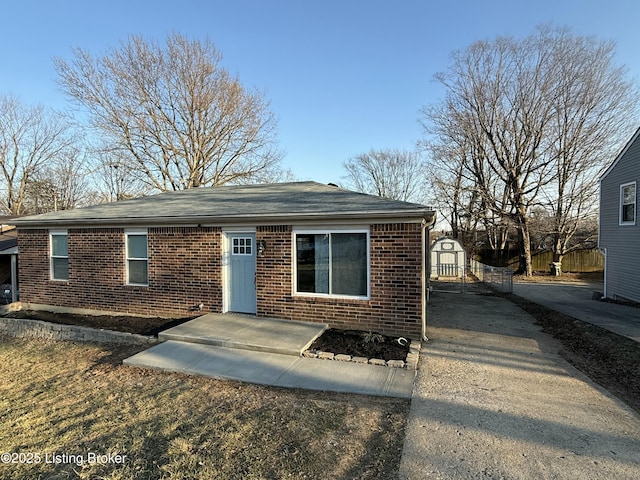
(294, 230, 369, 298)
(232, 237, 253, 255)
(620, 182, 636, 225)
(126, 230, 148, 285)
(50, 231, 69, 281)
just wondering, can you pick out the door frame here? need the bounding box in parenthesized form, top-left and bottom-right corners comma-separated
(222, 228, 257, 314)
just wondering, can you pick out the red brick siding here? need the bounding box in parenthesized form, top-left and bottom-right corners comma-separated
(18, 223, 423, 337)
(257, 223, 423, 338)
(18, 227, 222, 318)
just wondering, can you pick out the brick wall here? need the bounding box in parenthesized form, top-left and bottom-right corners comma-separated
(18, 227, 222, 318)
(18, 223, 424, 337)
(257, 223, 424, 338)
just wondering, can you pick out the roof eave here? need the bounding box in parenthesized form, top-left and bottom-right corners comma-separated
(600, 126, 640, 182)
(14, 209, 436, 229)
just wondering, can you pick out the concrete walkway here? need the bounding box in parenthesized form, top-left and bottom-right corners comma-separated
(124, 313, 415, 398)
(513, 281, 640, 343)
(399, 286, 640, 479)
(158, 312, 328, 355)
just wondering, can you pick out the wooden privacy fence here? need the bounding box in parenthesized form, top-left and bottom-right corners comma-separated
(526, 249, 604, 272)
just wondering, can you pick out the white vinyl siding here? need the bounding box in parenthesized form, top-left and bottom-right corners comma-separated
(600, 129, 640, 304)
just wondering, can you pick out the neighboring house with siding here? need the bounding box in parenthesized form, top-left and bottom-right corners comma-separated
(599, 128, 640, 304)
(13, 182, 436, 338)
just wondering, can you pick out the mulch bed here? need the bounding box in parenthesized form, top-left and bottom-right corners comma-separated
(3, 311, 411, 362)
(3, 310, 195, 336)
(309, 328, 409, 361)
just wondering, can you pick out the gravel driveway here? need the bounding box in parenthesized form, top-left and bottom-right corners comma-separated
(399, 285, 640, 479)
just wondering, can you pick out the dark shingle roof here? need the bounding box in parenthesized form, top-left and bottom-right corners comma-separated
(13, 182, 435, 228)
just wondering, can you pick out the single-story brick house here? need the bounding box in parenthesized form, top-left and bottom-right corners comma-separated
(13, 182, 436, 338)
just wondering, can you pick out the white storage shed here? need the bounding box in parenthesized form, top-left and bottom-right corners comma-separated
(430, 237, 466, 279)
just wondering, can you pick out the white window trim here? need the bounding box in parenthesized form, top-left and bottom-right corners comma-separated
(125, 229, 149, 286)
(50, 230, 69, 281)
(231, 236, 254, 256)
(292, 228, 370, 300)
(619, 181, 637, 226)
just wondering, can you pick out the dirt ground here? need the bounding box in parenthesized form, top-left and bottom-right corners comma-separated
(514, 271, 604, 283)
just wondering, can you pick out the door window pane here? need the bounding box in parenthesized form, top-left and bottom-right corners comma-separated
(232, 237, 253, 255)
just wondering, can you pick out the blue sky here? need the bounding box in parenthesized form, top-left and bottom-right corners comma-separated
(2, 1, 640, 184)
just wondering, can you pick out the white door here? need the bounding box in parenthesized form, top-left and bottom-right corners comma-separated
(228, 233, 257, 314)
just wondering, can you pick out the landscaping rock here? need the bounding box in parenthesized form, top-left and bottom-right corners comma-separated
(369, 358, 386, 366)
(335, 354, 352, 362)
(387, 360, 405, 368)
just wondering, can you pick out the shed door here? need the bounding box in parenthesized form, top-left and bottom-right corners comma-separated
(228, 233, 257, 314)
(437, 251, 458, 277)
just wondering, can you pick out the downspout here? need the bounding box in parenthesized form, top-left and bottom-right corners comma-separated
(421, 213, 436, 341)
(10, 253, 18, 303)
(600, 247, 607, 299)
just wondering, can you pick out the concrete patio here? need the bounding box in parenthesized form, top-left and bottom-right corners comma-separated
(157, 312, 328, 355)
(124, 313, 416, 399)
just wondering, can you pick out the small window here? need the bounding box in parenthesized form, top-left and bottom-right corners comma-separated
(294, 230, 369, 298)
(126, 231, 148, 285)
(50, 231, 69, 281)
(620, 182, 636, 225)
(232, 237, 253, 255)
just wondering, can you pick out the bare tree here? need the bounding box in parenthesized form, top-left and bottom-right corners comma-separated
(0, 95, 75, 215)
(54, 33, 282, 192)
(542, 28, 638, 265)
(23, 148, 91, 213)
(425, 142, 476, 238)
(423, 26, 638, 275)
(342, 148, 426, 202)
(86, 148, 149, 203)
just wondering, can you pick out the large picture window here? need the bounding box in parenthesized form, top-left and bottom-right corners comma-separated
(295, 230, 369, 298)
(620, 182, 636, 225)
(126, 230, 148, 285)
(50, 231, 69, 281)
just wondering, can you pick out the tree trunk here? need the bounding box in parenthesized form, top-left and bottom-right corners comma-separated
(514, 215, 533, 276)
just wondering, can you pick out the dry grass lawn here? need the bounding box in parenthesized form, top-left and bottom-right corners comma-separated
(0, 336, 409, 479)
